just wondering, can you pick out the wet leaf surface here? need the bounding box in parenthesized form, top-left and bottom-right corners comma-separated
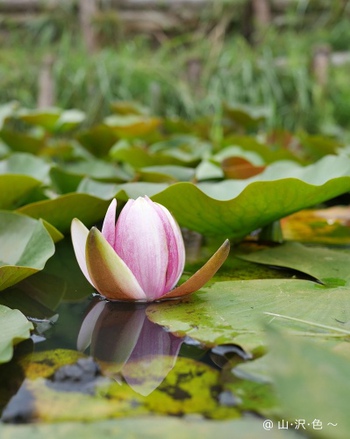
(147, 278, 350, 351)
(267, 329, 350, 439)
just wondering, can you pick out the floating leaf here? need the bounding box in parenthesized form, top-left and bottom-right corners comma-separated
(50, 167, 84, 194)
(0, 305, 33, 364)
(41, 219, 64, 243)
(238, 242, 350, 287)
(221, 157, 265, 179)
(147, 278, 350, 351)
(110, 100, 150, 116)
(0, 175, 42, 209)
(110, 143, 195, 168)
(104, 115, 161, 138)
(0, 212, 55, 291)
(17, 194, 111, 234)
(0, 129, 44, 154)
(0, 101, 18, 129)
(144, 155, 350, 238)
(219, 136, 300, 163)
(54, 109, 85, 133)
(195, 160, 224, 181)
(77, 124, 119, 157)
(65, 159, 131, 182)
(223, 102, 270, 129)
(18, 108, 61, 131)
(299, 133, 342, 160)
(267, 329, 350, 439)
(0, 152, 51, 182)
(139, 165, 195, 183)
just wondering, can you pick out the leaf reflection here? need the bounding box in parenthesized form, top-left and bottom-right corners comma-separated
(77, 299, 183, 396)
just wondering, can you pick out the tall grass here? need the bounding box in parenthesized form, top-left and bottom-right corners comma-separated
(0, 2, 349, 135)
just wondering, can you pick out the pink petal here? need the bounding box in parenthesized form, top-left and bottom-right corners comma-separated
(71, 218, 94, 287)
(150, 200, 185, 294)
(101, 198, 117, 248)
(114, 197, 169, 301)
(162, 239, 230, 299)
(86, 227, 147, 301)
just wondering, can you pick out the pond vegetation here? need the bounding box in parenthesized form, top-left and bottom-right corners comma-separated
(1, 1, 350, 438)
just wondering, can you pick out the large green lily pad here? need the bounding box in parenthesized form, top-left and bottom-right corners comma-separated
(108, 155, 350, 238)
(267, 329, 350, 439)
(0, 175, 42, 209)
(0, 153, 51, 182)
(147, 278, 350, 351)
(0, 212, 55, 291)
(0, 305, 33, 364)
(238, 242, 350, 287)
(17, 194, 111, 234)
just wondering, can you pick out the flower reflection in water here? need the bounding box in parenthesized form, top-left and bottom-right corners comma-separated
(77, 299, 183, 396)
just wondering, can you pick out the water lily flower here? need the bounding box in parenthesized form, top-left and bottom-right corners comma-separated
(71, 196, 229, 302)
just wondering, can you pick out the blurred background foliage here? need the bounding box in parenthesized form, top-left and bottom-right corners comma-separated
(0, 0, 350, 136)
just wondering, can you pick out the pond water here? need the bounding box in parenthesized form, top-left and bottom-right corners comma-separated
(0, 238, 266, 424)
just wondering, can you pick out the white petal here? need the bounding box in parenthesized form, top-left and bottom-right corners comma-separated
(71, 218, 94, 286)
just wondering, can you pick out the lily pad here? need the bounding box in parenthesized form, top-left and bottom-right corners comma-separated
(147, 278, 350, 351)
(0, 129, 44, 154)
(0, 152, 51, 182)
(18, 108, 61, 131)
(223, 102, 270, 129)
(144, 155, 350, 238)
(267, 329, 350, 439)
(65, 159, 131, 182)
(0, 175, 42, 209)
(0, 212, 55, 291)
(104, 115, 161, 138)
(0, 305, 33, 364)
(238, 242, 350, 287)
(18, 108, 85, 133)
(77, 124, 119, 157)
(17, 194, 111, 234)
